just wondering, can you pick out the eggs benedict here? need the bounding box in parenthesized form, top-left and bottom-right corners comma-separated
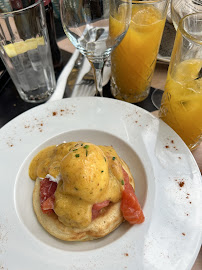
(29, 141, 144, 241)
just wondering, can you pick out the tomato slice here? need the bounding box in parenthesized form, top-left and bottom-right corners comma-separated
(121, 168, 145, 224)
(92, 200, 110, 220)
(40, 178, 57, 214)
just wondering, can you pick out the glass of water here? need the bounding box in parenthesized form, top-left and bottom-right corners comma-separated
(60, 0, 132, 97)
(0, 0, 56, 103)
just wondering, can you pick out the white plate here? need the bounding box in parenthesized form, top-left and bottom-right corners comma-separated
(0, 97, 201, 270)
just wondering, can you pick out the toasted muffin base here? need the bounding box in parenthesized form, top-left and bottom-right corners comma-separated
(32, 160, 135, 241)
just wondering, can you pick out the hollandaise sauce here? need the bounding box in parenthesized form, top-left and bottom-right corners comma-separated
(29, 142, 127, 229)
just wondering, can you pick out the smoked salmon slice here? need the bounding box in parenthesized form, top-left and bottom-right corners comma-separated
(39, 170, 145, 225)
(92, 200, 110, 220)
(121, 168, 145, 224)
(40, 178, 57, 214)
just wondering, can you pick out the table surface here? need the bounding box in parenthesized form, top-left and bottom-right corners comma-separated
(0, 36, 201, 270)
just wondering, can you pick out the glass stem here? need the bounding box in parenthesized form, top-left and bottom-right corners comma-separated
(90, 61, 105, 97)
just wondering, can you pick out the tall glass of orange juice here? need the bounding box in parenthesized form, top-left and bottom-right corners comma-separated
(159, 13, 202, 150)
(110, 0, 169, 103)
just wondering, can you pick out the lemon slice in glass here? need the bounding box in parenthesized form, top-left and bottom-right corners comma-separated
(3, 37, 45, 58)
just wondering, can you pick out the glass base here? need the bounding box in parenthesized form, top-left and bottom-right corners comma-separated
(18, 88, 55, 103)
(151, 88, 164, 109)
(110, 78, 150, 103)
(189, 139, 202, 151)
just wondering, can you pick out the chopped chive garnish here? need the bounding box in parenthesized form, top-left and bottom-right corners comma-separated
(84, 145, 89, 149)
(75, 154, 80, 157)
(86, 149, 88, 157)
(101, 170, 104, 173)
(104, 157, 106, 162)
(73, 149, 78, 151)
(121, 180, 124, 185)
(112, 156, 116, 160)
(81, 143, 83, 146)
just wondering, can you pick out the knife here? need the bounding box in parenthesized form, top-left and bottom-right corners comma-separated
(47, 49, 82, 102)
(65, 52, 85, 96)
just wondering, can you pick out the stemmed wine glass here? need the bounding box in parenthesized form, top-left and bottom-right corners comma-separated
(60, 0, 132, 97)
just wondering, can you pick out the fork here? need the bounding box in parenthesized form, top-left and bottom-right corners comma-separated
(70, 57, 111, 97)
(71, 81, 96, 97)
(70, 57, 96, 97)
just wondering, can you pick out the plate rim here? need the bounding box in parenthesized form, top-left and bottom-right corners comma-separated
(0, 97, 201, 270)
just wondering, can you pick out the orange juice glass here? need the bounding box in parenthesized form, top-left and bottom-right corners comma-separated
(110, 0, 168, 103)
(159, 13, 202, 150)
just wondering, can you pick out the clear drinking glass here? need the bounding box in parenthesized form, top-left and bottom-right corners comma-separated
(110, 0, 169, 103)
(171, 0, 202, 30)
(60, 0, 132, 97)
(159, 12, 202, 151)
(151, 0, 202, 109)
(0, 0, 56, 103)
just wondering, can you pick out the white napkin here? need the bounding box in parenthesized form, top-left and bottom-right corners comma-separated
(70, 57, 92, 97)
(47, 49, 111, 101)
(103, 59, 111, 86)
(47, 50, 80, 102)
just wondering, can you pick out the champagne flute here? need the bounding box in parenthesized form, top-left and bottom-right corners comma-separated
(60, 0, 132, 97)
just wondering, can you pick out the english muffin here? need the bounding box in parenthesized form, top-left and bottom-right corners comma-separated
(29, 142, 144, 241)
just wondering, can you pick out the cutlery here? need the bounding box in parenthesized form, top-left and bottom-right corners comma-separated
(47, 49, 80, 102)
(71, 57, 95, 97)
